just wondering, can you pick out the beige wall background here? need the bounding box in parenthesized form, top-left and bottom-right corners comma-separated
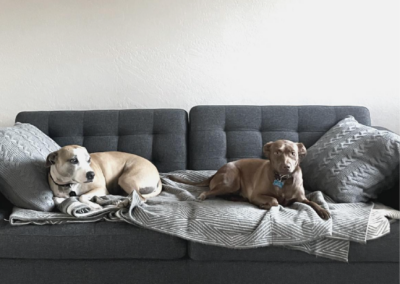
(0, 0, 399, 132)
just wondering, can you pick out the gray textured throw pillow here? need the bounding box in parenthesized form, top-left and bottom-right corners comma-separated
(0, 123, 60, 211)
(302, 116, 400, 203)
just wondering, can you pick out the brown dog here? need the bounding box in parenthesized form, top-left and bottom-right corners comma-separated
(171, 140, 330, 219)
(46, 145, 162, 210)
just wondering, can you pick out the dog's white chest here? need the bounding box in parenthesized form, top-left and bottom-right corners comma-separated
(70, 183, 85, 195)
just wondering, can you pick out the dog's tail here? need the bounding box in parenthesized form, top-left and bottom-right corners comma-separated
(168, 174, 214, 187)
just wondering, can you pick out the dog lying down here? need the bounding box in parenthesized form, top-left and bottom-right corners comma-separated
(171, 140, 330, 220)
(46, 145, 162, 211)
(46, 141, 330, 220)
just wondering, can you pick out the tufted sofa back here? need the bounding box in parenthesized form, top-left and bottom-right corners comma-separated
(16, 106, 372, 172)
(189, 106, 371, 170)
(16, 109, 188, 173)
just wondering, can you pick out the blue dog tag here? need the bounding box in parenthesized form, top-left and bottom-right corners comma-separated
(273, 179, 284, 188)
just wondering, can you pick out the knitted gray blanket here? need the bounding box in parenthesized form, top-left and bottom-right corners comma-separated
(9, 171, 398, 262)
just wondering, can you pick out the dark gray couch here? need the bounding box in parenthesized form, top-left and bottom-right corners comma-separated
(0, 106, 398, 284)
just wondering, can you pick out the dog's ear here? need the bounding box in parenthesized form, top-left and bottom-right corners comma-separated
(46, 151, 58, 167)
(263, 142, 274, 158)
(297, 143, 307, 161)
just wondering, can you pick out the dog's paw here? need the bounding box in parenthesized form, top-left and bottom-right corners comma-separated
(197, 192, 207, 201)
(259, 200, 279, 210)
(116, 199, 130, 208)
(89, 204, 103, 211)
(259, 204, 272, 210)
(318, 208, 331, 220)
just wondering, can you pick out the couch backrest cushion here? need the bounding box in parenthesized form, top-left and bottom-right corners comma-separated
(16, 109, 188, 173)
(189, 105, 371, 170)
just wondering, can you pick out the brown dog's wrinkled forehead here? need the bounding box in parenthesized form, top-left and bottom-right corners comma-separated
(263, 139, 307, 160)
(270, 140, 299, 151)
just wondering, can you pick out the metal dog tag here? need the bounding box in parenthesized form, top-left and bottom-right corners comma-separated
(273, 179, 284, 189)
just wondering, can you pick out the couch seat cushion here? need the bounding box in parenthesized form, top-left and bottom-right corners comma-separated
(189, 221, 399, 263)
(0, 220, 187, 260)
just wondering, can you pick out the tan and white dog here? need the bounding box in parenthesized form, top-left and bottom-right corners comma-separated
(46, 145, 162, 210)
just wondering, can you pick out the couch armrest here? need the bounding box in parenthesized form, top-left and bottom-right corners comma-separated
(376, 182, 399, 210)
(371, 126, 400, 210)
(0, 209, 7, 221)
(0, 193, 13, 220)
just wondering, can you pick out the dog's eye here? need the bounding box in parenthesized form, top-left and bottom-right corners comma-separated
(87, 158, 91, 163)
(291, 152, 295, 156)
(70, 158, 78, 164)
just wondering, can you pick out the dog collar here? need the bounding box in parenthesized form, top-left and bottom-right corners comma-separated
(49, 173, 74, 189)
(273, 172, 292, 189)
(274, 172, 292, 181)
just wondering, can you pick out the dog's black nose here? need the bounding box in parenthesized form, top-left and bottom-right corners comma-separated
(86, 171, 95, 180)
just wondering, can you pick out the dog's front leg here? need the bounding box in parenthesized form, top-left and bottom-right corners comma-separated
(79, 188, 107, 211)
(250, 194, 279, 210)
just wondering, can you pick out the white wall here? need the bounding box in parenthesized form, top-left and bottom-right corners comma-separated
(0, 0, 399, 132)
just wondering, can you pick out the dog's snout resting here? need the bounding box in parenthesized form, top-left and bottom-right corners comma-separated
(171, 139, 330, 220)
(47, 145, 162, 211)
(86, 171, 95, 180)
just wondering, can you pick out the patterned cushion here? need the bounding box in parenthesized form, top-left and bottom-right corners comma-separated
(0, 123, 60, 211)
(302, 116, 400, 203)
